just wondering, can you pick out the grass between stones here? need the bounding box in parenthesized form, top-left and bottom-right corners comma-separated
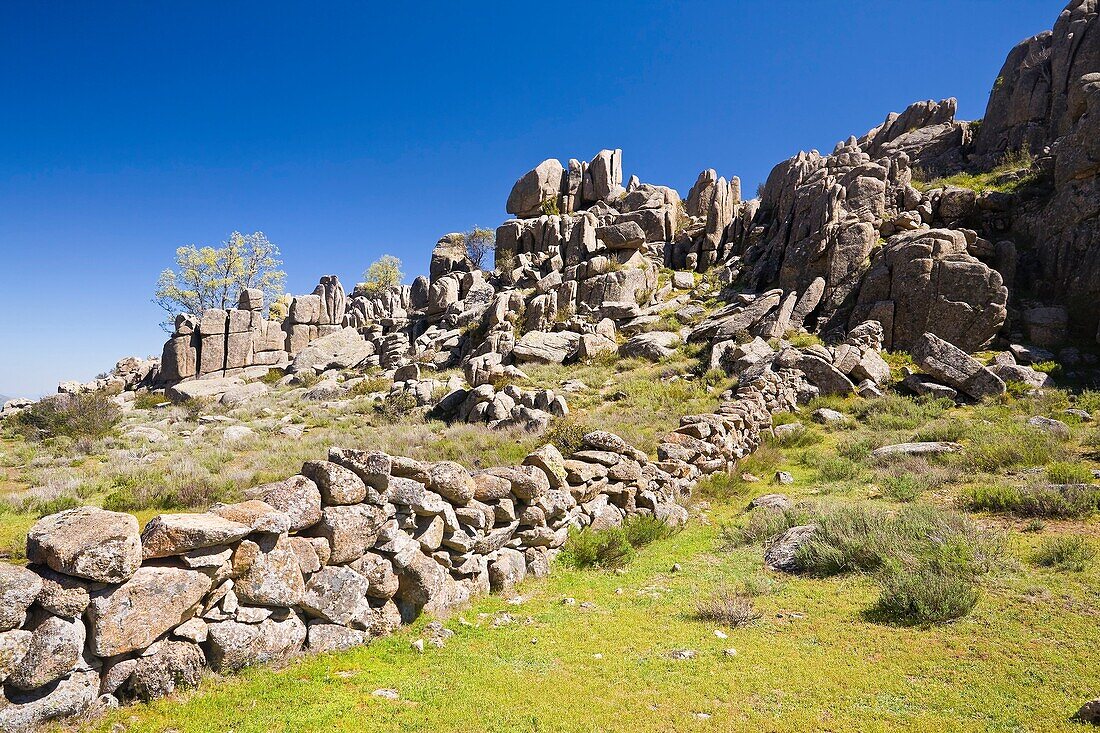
(75, 499, 1100, 733)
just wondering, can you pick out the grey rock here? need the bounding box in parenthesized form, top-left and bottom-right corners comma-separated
(764, 524, 817, 572)
(140, 512, 253, 559)
(0, 565, 43, 632)
(26, 507, 142, 583)
(911, 332, 1005, 400)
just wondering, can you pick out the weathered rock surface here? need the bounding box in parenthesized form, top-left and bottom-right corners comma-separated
(911, 333, 1005, 400)
(26, 507, 142, 583)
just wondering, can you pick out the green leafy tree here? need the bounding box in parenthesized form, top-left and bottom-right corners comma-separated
(154, 231, 286, 330)
(462, 226, 496, 270)
(361, 255, 404, 297)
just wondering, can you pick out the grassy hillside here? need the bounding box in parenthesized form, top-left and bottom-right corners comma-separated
(5, 347, 1100, 730)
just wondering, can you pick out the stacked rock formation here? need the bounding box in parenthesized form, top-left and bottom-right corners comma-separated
(0, 380, 779, 729)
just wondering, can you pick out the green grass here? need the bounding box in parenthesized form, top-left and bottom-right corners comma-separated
(913, 150, 1037, 194)
(79, 507, 1100, 733)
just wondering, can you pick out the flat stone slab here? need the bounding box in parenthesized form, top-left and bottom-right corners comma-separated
(870, 441, 963, 458)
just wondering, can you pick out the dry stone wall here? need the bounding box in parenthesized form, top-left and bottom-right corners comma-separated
(0, 385, 773, 731)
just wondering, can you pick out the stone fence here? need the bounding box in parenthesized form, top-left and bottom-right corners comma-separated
(0, 384, 773, 731)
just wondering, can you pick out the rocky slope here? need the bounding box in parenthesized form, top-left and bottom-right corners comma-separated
(2, 1, 1099, 729)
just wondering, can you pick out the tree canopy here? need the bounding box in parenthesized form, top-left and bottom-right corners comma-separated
(361, 255, 404, 297)
(154, 231, 286, 330)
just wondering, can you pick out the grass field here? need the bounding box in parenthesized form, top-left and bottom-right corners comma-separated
(73, 496, 1100, 733)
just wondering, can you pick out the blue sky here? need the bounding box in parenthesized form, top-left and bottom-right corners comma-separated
(0, 1, 1059, 397)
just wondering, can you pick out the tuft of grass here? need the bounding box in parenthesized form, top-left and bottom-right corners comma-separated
(693, 588, 759, 627)
(1046, 461, 1093, 485)
(913, 149, 1036, 194)
(1032, 535, 1095, 571)
(870, 561, 980, 624)
(132, 392, 167, 410)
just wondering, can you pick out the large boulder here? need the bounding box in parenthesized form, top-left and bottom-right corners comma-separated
(513, 331, 582, 364)
(300, 566, 374, 628)
(6, 615, 84, 691)
(506, 159, 565, 218)
(851, 229, 1008, 352)
(911, 332, 1005, 400)
(87, 566, 213, 657)
(290, 327, 374, 373)
(165, 376, 245, 403)
(0, 669, 99, 732)
(620, 331, 680, 361)
(252, 475, 323, 532)
(26, 507, 142, 583)
(231, 534, 306, 607)
(123, 640, 206, 702)
(307, 505, 388, 564)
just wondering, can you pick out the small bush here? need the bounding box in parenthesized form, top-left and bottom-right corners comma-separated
(1075, 390, 1100, 415)
(816, 456, 863, 482)
(373, 392, 418, 424)
(544, 416, 591, 457)
(132, 392, 167, 410)
(695, 471, 746, 500)
(850, 394, 953, 431)
(882, 474, 925, 502)
(1046, 461, 1093, 485)
(960, 484, 1021, 513)
(870, 562, 980, 624)
(1033, 535, 1095, 571)
(13, 393, 121, 441)
(562, 526, 635, 569)
(622, 514, 679, 548)
(259, 368, 286, 385)
(347, 376, 390, 398)
(694, 588, 759, 627)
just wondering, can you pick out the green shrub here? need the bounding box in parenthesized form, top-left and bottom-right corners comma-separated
(132, 392, 167, 410)
(622, 514, 678, 548)
(1046, 461, 1093, 485)
(544, 416, 591, 456)
(776, 426, 824, 448)
(962, 421, 1066, 472)
(259, 368, 286, 385)
(960, 484, 1021, 513)
(347, 376, 391, 397)
(562, 526, 634, 569)
(816, 456, 863, 482)
(882, 474, 925, 502)
(374, 392, 418, 424)
(1075, 390, 1100, 415)
(850, 394, 953, 431)
(13, 393, 121, 441)
(870, 562, 980, 624)
(695, 471, 746, 500)
(1033, 535, 1096, 571)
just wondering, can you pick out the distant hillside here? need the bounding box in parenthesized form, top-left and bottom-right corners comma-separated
(0, 394, 11, 404)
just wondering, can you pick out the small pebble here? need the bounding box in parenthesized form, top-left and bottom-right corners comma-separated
(714, 629, 728, 639)
(372, 688, 399, 700)
(411, 639, 424, 653)
(593, 653, 603, 659)
(670, 563, 682, 573)
(562, 597, 577, 605)
(724, 648, 738, 657)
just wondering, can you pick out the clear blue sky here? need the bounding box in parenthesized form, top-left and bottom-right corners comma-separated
(0, 1, 1059, 398)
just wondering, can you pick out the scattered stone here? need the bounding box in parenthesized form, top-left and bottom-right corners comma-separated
(1027, 416, 1071, 440)
(26, 507, 142, 583)
(870, 442, 963, 458)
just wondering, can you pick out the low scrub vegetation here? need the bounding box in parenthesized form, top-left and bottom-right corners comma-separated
(1033, 535, 1096, 571)
(563, 515, 678, 570)
(733, 502, 1003, 623)
(11, 392, 121, 441)
(961, 482, 1100, 518)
